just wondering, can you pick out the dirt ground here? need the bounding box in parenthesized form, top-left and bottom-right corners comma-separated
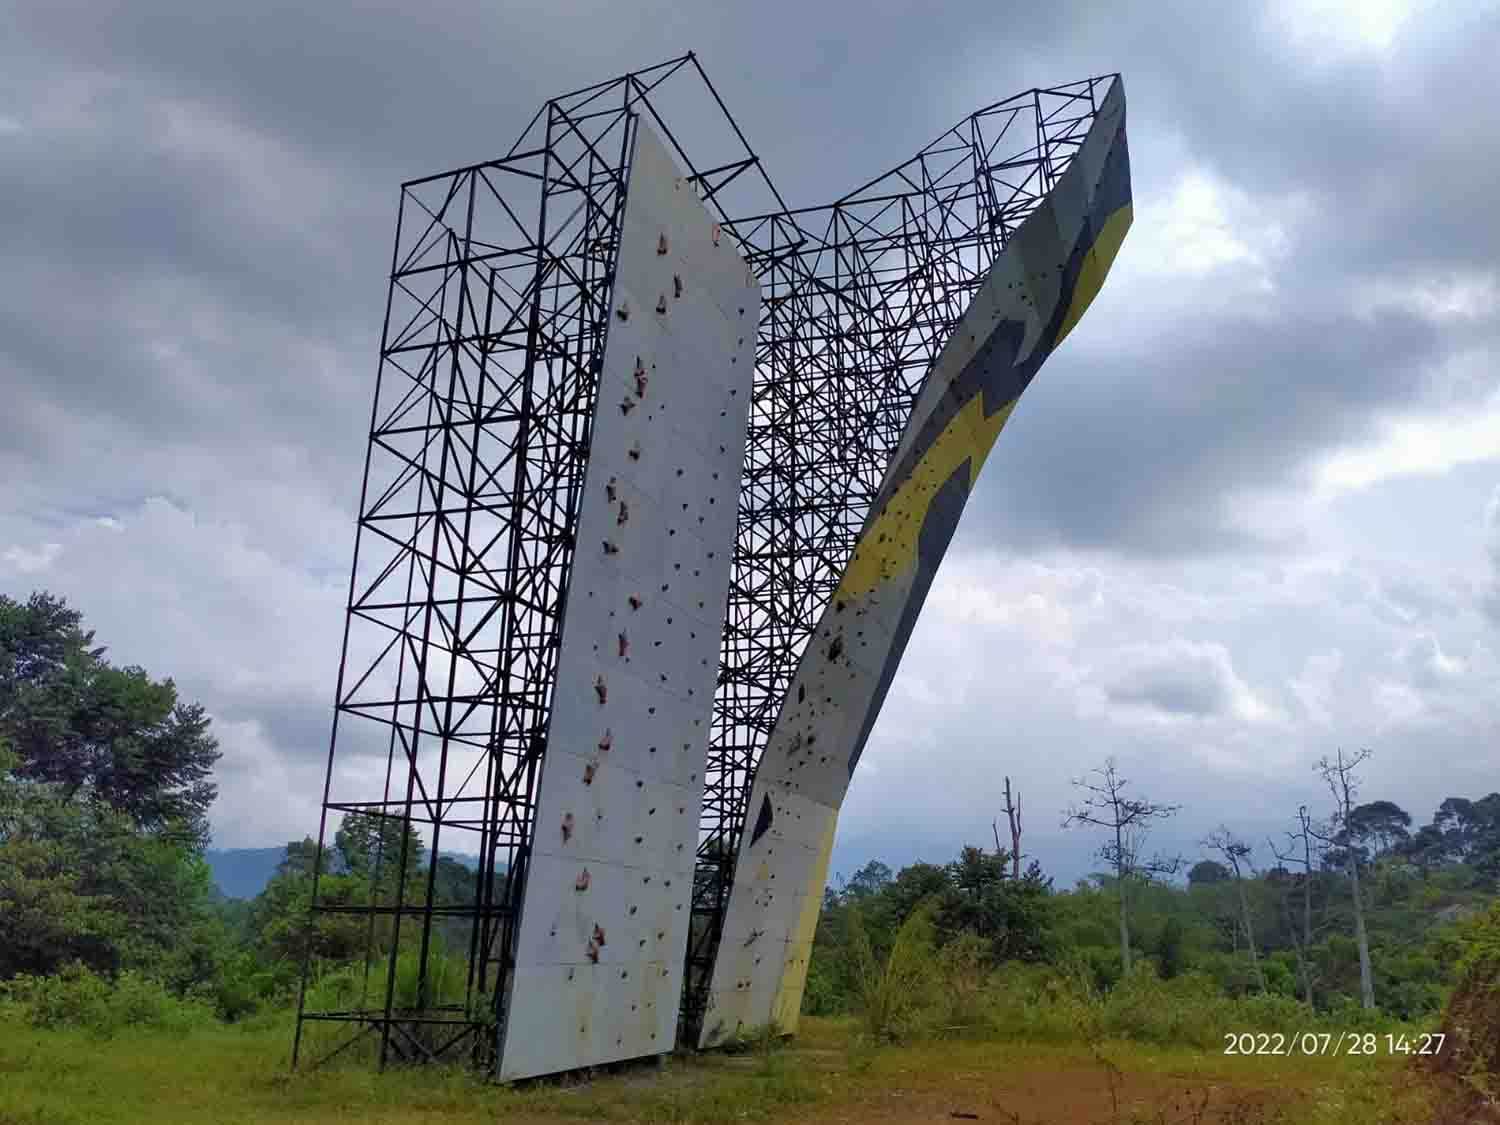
(791, 1062, 1291, 1124)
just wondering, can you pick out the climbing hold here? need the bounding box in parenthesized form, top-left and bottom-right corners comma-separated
(606, 476, 617, 502)
(602, 540, 619, 555)
(616, 301, 630, 322)
(593, 923, 607, 948)
(617, 500, 630, 526)
(586, 939, 599, 963)
(598, 729, 612, 753)
(575, 868, 591, 892)
(618, 632, 629, 658)
(711, 222, 721, 247)
(673, 274, 683, 299)
(628, 441, 641, 461)
(561, 812, 575, 843)
(656, 294, 668, 315)
(594, 675, 607, 704)
(620, 397, 636, 416)
(628, 595, 642, 611)
(582, 761, 597, 785)
(635, 372, 648, 398)
(657, 232, 669, 255)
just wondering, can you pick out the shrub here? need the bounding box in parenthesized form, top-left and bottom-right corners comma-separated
(2, 962, 213, 1036)
(847, 900, 940, 1041)
(935, 931, 989, 1028)
(801, 951, 848, 1016)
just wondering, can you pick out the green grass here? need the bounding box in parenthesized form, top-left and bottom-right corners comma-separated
(0, 1008, 1442, 1125)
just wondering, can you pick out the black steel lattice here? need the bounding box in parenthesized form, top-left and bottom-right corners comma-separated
(682, 76, 1116, 1042)
(294, 52, 1114, 1072)
(292, 54, 790, 1072)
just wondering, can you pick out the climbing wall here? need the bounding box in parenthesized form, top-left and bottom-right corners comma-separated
(696, 79, 1133, 1046)
(498, 122, 761, 1081)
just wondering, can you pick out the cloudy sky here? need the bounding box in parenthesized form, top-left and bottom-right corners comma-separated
(4, 0, 1498, 885)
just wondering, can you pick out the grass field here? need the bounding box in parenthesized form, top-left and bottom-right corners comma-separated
(0, 1012, 1446, 1125)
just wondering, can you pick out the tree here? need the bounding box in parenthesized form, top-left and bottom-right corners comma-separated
(0, 742, 223, 983)
(1063, 758, 1182, 974)
(1202, 826, 1265, 993)
(1313, 748, 1376, 1010)
(1433, 793, 1500, 882)
(1268, 805, 1321, 1006)
(996, 776, 1023, 880)
(1345, 800, 1412, 860)
(0, 592, 220, 842)
(334, 810, 426, 902)
(844, 860, 894, 900)
(1188, 860, 1231, 887)
(1153, 915, 1187, 979)
(937, 845, 1053, 962)
(1, 596, 226, 986)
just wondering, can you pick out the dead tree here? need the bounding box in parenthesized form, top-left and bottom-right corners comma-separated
(994, 776, 1024, 880)
(1313, 748, 1376, 1010)
(1202, 826, 1266, 993)
(1269, 805, 1322, 1006)
(1063, 758, 1182, 974)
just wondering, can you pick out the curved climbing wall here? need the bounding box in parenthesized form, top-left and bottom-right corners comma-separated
(696, 79, 1132, 1046)
(499, 121, 761, 1080)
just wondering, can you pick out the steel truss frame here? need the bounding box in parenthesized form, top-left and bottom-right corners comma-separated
(292, 54, 790, 1072)
(295, 51, 1114, 1072)
(684, 74, 1116, 1043)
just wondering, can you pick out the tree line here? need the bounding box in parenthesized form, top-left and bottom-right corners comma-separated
(2, 590, 1495, 1031)
(807, 760, 1497, 1023)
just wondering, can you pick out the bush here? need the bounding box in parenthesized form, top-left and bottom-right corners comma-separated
(2, 962, 213, 1036)
(848, 900, 940, 1041)
(801, 951, 848, 1017)
(935, 931, 989, 1028)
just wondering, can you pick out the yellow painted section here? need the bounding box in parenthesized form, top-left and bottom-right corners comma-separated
(836, 394, 1018, 601)
(771, 811, 838, 1031)
(1053, 202, 1133, 349)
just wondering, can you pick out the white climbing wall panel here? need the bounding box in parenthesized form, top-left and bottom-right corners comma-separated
(498, 121, 760, 1081)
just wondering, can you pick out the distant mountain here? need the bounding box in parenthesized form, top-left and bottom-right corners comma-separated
(205, 846, 482, 900)
(204, 847, 286, 899)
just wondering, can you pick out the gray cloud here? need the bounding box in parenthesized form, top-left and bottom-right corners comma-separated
(3, 0, 1498, 860)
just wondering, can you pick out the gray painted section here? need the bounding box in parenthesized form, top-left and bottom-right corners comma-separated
(499, 121, 760, 1081)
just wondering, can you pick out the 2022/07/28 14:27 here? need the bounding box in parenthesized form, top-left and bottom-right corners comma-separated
(1222, 1031, 1447, 1056)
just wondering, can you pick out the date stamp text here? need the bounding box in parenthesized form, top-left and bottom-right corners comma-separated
(1223, 1032, 1446, 1056)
